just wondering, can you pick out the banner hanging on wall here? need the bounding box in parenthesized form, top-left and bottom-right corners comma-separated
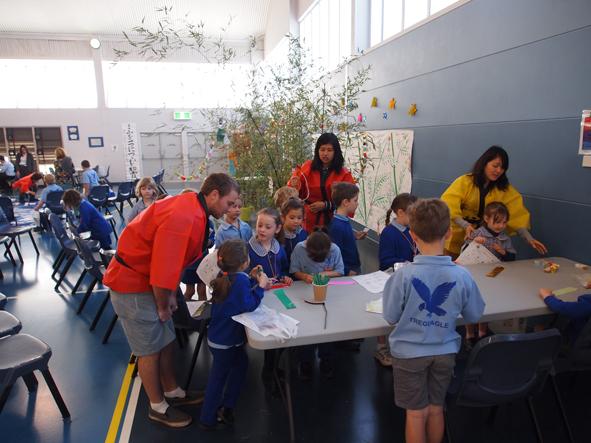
(122, 122, 141, 180)
(579, 110, 591, 155)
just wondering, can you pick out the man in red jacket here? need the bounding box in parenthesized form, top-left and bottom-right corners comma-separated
(104, 173, 239, 428)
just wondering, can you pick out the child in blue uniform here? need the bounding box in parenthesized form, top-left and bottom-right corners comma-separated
(215, 196, 252, 248)
(328, 182, 367, 276)
(247, 207, 292, 286)
(247, 207, 292, 380)
(383, 199, 485, 443)
(375, 193, 418, 366)
(281, 198, 307, 267)
(379, 193, 418, 271)
(62, 189, 112, 249)
(199, 239, 268, 430)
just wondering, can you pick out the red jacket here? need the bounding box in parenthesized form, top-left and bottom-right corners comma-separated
(289, 160, 355, 232)
(103, 193, 208, 293)
(12, 174, 35, 193)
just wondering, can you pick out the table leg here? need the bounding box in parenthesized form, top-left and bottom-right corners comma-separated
(274, 349, 296, 443)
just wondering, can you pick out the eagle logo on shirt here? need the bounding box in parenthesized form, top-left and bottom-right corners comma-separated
(411, 278, 456, 317)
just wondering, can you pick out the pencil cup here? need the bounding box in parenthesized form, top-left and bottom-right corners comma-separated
(312, 284, 328, 302)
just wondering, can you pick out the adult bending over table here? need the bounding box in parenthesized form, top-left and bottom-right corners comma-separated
(103, 173, 240, 429)
(288, 133, 355, 232)
(441, 145, 547, 258)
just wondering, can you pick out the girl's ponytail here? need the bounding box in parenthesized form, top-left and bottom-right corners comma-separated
(210, 239, 249, 304)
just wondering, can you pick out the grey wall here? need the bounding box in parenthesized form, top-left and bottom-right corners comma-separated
(351, 0, 591, 264)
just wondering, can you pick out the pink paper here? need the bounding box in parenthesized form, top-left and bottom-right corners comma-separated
(329, 280, 356, 286)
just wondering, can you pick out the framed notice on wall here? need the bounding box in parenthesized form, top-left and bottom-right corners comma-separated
(579, 110, 591, 155)
(122, 122, 141, 180)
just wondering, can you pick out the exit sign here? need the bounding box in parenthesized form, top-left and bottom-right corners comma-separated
(173, 111, 192, 120)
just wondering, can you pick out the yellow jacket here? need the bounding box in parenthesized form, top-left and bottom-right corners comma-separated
(441, 174, 531, 254)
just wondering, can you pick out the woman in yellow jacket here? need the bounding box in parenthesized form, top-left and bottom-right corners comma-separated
(441, 146, 547, 257)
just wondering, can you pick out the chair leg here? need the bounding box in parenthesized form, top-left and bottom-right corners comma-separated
(10, 238, 23, 264)
(90, 291, 111, 331)
(27, 231, 40, 255)
(52, 249, 65, 270)
(551, 376, 575, 443)
(54, 255, 75, 291)
(51, 252, 66, 279)
(5, 244, 16, 266)
(184, 324, 207, 390)
(71, 269, 87, 295)
(443, 403, 452, 443)
(0, 383, 15, 414)
(22, 372, 39, 392)
(102, 314, 118, 344)
(527, 397, 544, 443)
(77, 277, 97, 315)
(40, 368, 71, 419)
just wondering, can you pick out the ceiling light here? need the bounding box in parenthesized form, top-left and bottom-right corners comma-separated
(90, 38, 101, 49)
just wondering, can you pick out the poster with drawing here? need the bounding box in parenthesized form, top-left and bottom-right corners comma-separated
(579, 110, 591, 155)
(342, 130, 413, 233)
(122, 122, 141, 180)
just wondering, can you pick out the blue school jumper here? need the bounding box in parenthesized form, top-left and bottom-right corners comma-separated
(200, 272, 264, 426)
(283, 226, 308, 266)
(328, 214, 360, 275)
(379, 219, 416, 270)
(78, 199, 112, 249)
(247, 236, 289, 280)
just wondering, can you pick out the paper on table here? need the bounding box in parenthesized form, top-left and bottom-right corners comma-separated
(232, 305, 299, 342)
(328, 280, 356, 286)
(366, 298, 383, 314)
(197, 250, 220, 286)
(352, 271, 391, 293)
(456, 242, 500, 266)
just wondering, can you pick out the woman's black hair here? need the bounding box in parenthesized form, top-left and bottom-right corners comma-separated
(470, 145, 510, 190)
(311, 133, 344, 173)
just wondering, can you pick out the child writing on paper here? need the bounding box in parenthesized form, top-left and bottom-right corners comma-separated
(383, 199, 485, 443)
(462, 202, 516, 345)
(289, 227, 344, 283)
(199, 239, 268, 430)
(375, 193, 418, 367)
(462, 202, 516, 261)
(281, 198, 308, 266)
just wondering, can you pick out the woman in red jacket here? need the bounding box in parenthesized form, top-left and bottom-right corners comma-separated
(289, 133, 355, 232)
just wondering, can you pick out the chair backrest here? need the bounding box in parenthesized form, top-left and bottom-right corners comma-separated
(48, 213, 71, 247)
(72, 236, 102, 276)
(45, 191, 65, 213)
(117, 182, 134, 199)
(455, 329, 561, 407)
(87, 185, 109, 207)
(0, 196, 15, 223)
(152, 169, 164, 185)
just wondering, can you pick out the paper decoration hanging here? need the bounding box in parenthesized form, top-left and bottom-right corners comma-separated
(357, 113, 363, 122)
(371, 97, 378, 107)
(382, 112, 388, 120)
(388, 98, 396, 109)
(408, 104, 417, 116)
(340, 97, 346, 107)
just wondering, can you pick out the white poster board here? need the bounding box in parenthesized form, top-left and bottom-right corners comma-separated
(122, 122, 141, 180)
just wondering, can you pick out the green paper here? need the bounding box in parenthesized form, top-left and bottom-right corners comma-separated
(274, 289, 296, 309)
(554, 287, 577, 296)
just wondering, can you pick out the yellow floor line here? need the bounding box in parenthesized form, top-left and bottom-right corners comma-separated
(105, 361, 136, 443)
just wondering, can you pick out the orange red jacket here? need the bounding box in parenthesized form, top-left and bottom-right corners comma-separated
(11, 173, 35, 193)
(103, 192, 209, 293)
(289, 160, 355, 232)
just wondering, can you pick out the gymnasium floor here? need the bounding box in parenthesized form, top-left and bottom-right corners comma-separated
(1, 204, 589, 443)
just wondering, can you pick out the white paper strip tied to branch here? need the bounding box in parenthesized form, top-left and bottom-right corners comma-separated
(232, 305, 299, 342)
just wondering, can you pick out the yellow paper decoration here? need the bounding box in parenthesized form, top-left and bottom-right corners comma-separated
(371, 97, 378, 107)
(388, 98, 396, 109)
(408, 103, 417, 116)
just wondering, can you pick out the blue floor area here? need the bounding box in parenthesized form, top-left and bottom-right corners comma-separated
(1, 225, 131, 443)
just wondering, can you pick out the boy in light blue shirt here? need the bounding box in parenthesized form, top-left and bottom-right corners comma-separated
(214, 196, 252, 248)
(383, 198, 485, 443)
(289, 228, 344, 283)
(80, 160, 100, 196)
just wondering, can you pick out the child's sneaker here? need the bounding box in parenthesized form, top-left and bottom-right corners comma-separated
(217, 407, 235, 425)
(148, 406, 192, 428)
(374, 347, 393, 367)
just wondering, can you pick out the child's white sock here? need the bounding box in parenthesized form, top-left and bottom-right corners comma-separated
(150, 399, 169, 414)
(164, 387, 186, 399)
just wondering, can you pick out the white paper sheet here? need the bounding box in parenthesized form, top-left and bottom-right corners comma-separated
(456, 242, 500, 266)
(232, 305, 299, 342)
(196, 250, 220, 286)
(352, 271, 391, 294)
(186, 300, 207, 317)
(365, 298, 383, 314)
